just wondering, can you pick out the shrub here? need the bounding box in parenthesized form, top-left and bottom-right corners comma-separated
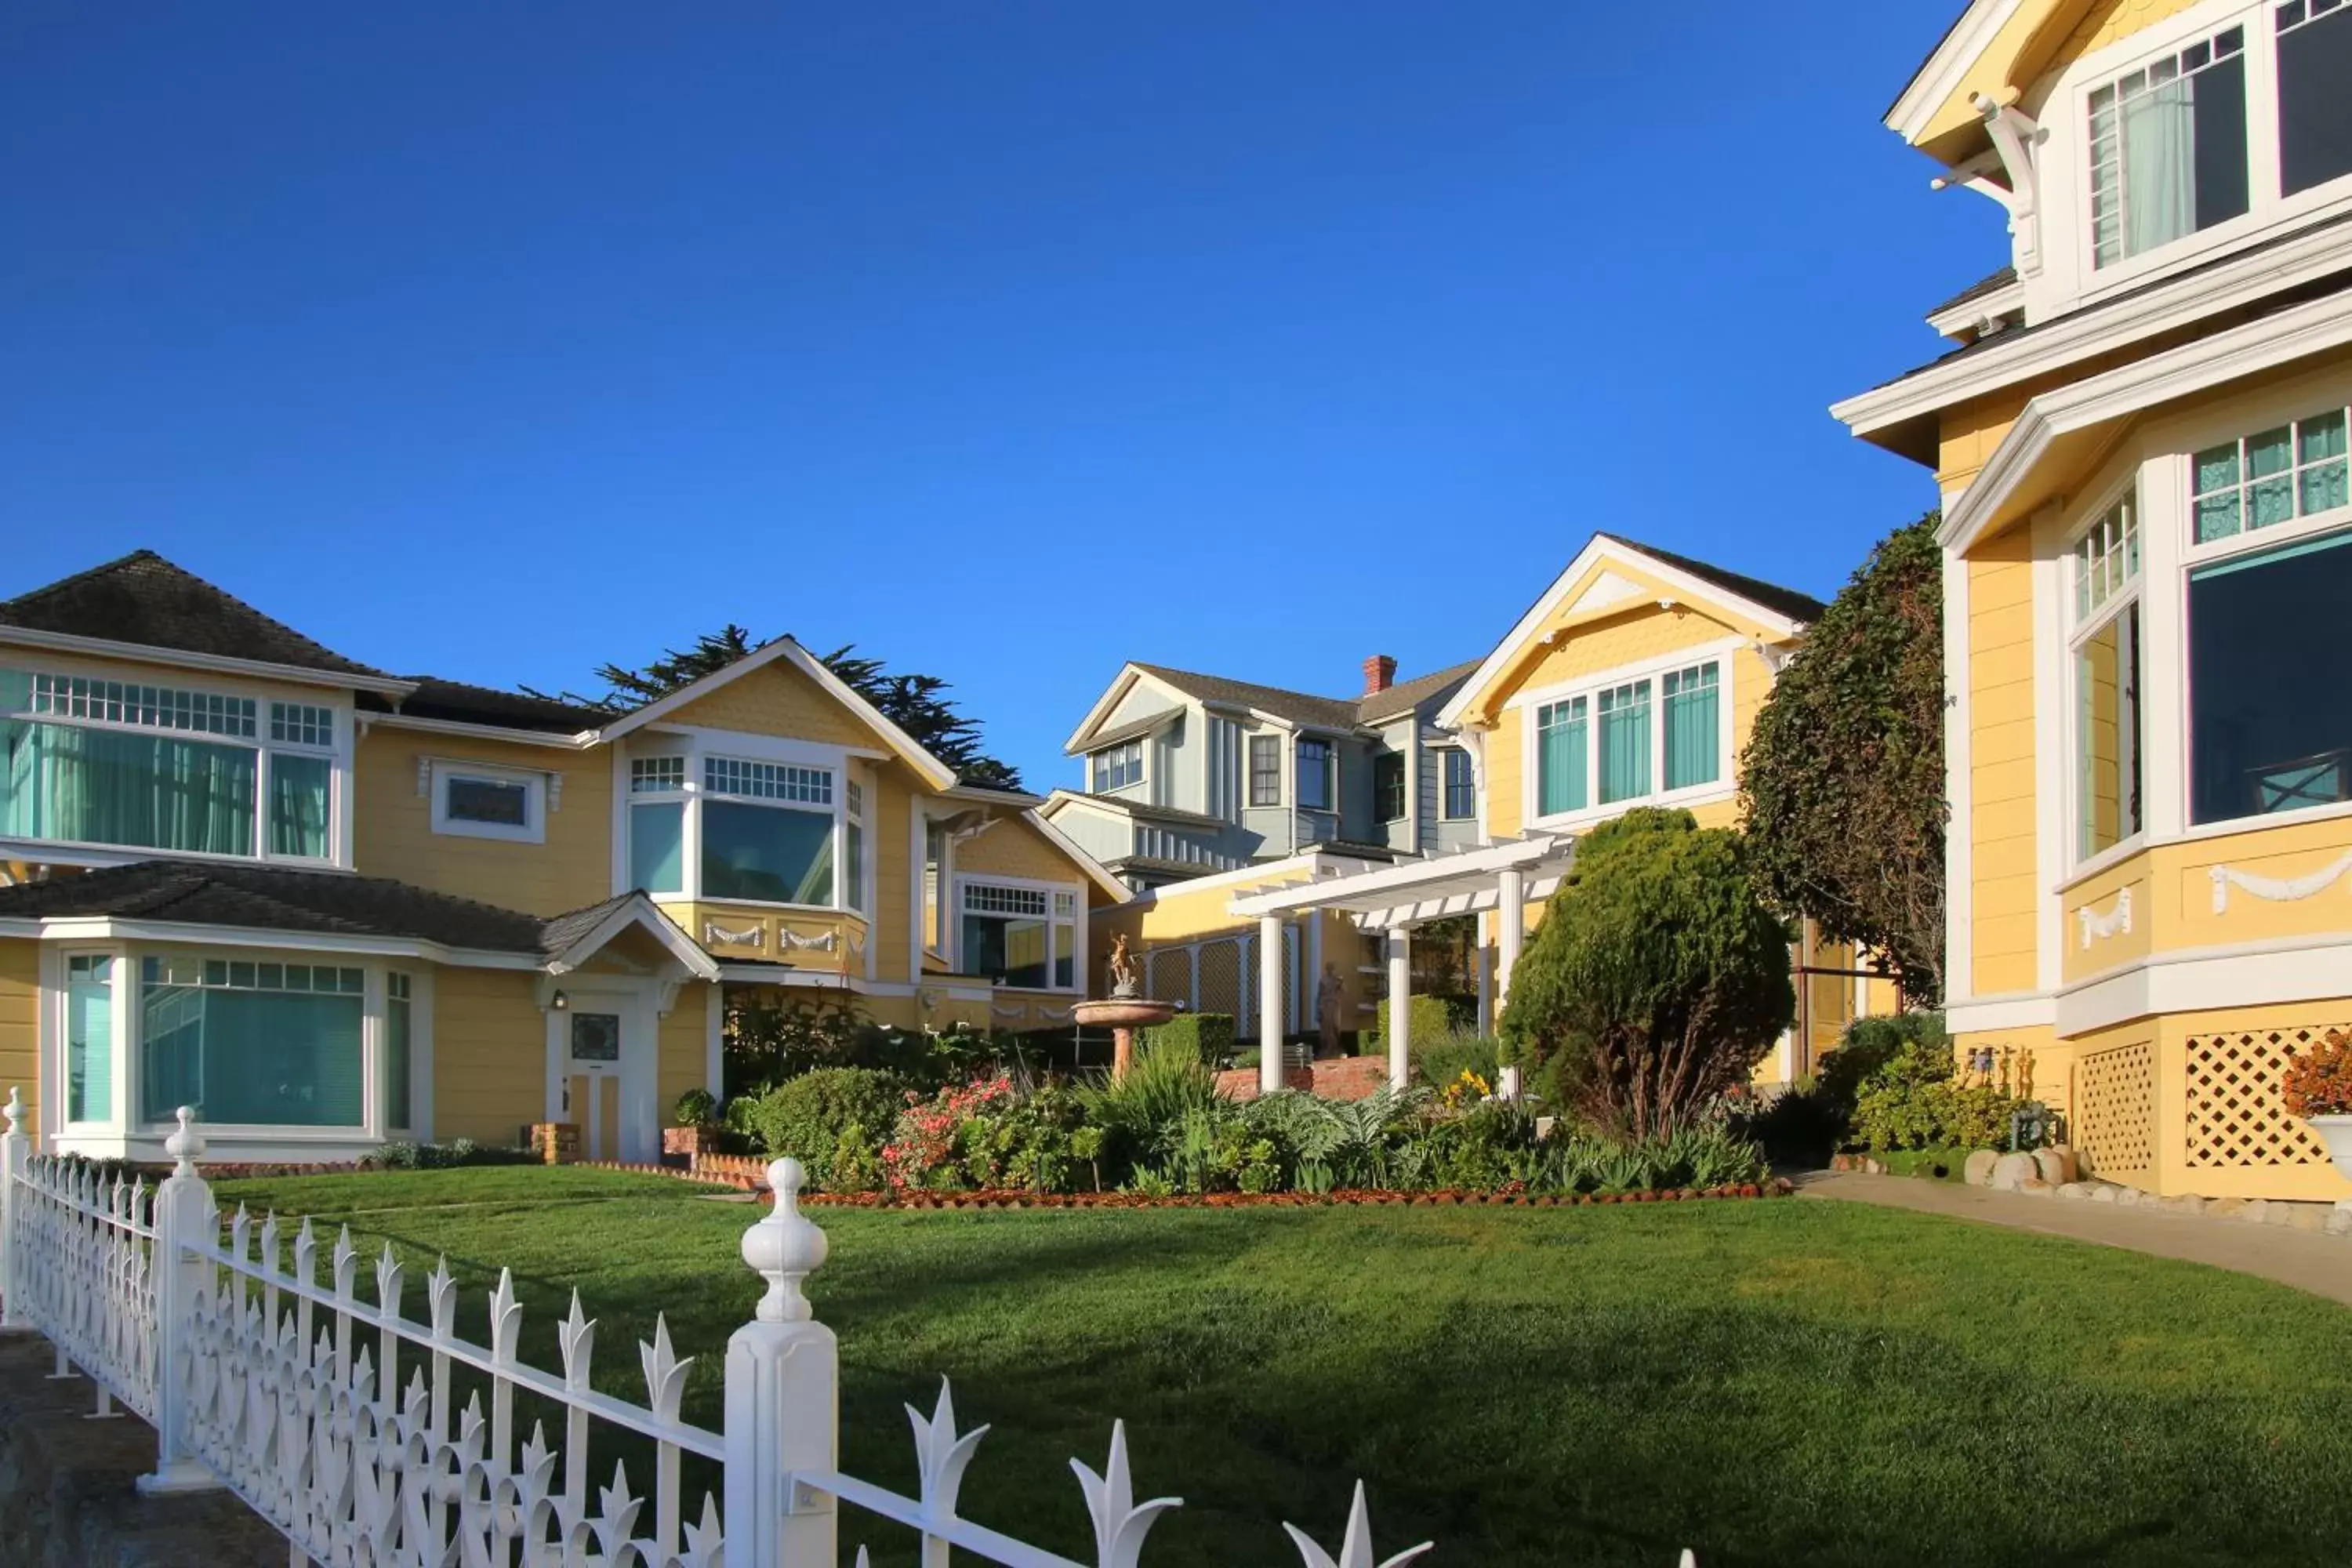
(1501, 808, 1795, 1141)
(1140, 1013, 1236, 1069)
(672, 1087, 718, 1127)
(363, 1139, 535, 1171)
(1733, 1012, 1946, 1164)
(2283, 1029, 2352, 1117)
(724, 991, 869, 1093)
(1848, 1037, 2028, 1152)
(882, 1076, 1018, 1191)
(1370, 995, 1472, 1055)
(1413, 1030, 1501, 1094)
(736, 1068, 907, 1188)
(1080, 1034, 1228, 1183)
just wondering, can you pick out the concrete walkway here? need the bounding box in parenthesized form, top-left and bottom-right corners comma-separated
(1795, 1169, 2352, 1308)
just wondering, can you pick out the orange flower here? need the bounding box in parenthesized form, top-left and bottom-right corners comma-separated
(2282, 1029, 2352, 1119)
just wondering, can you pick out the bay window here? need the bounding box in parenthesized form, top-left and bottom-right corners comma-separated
(959, 881, 1080, 990)
(0, 670, 338, 863)
(386, 971, 413, 1131)
(1662, 663, 1721, 790)
(2189, 525, 2352, 823)
(65, 954, 114, 1125)
(625, 748, 861, 912)
(2071, 499, 2146, 858)
(139, 956, 365, 1127)
(1296, 739, 1334, 811)
(629, 757, 686, 894)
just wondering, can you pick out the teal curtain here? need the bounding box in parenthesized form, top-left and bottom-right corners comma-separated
(1662, 666, 1720, 790)
(386, 983, 412, 1130)
(268, 753, 331, 857)
(1, 719, 254, 855)
(1599, 682, 1652, 804)
(630, 800, 685, 892)
(1536, 701, 1586, 816)
(138, 981, 364, 1127)
(66, 957, 112, 1123)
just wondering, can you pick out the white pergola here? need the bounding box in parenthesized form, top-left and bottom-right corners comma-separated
(1225, 832, 1577, 1094)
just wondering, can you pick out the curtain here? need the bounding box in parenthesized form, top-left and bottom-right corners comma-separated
(268, 753, 331, 857)
(1537, 704, 1586, 816)
(1599, 684, 1652, 804)
(140, 984, 364, 1127)
(0, 720, 254, 855)
(2123, 78, 2196, 258)
(1663, 669, 1720, 790)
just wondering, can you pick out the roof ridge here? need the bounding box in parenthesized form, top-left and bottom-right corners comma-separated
(2, 550, 390, 677)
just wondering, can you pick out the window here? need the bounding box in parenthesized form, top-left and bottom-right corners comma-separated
(1441, 748, 1475, 820)
(628, 756, 686, 895)
(139, 956, 365, 1127)
(1598, 681, 1653, 804)
(1535, 698, 1588, 816)
(2190, 527, 2352, 823)
(2072, 497, 2146, 859)
(1661, 663, 1721, 791)
(702, 755, 835, 904)
(1091, 740, 1143, 792)
(1248, 735, 1281, 806)
(630, 756, 685, 793)
(65, 954, 113, 1124)
(1374, 753, 1406, 822)
(960, 881, 1080, 990)
(2192, 405, 2350, 543)
(0, 667, 337, 863)
(431, 763, 543, 844)
(1297, 739, 1334, 811)
(2278, 0, 2352, 195)
(570, 1012, 621, 1064)
(386, 971, 412, 1131)
(2087, 26, 2249, 270)
(844, 777, 867, 916)
(705, 756, 830, 805)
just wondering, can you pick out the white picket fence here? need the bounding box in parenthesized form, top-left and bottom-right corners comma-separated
(0, 1089, 1700, 1566)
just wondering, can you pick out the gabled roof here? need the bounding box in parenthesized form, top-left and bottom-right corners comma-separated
(1014, 808, 1134, 903)
(1593, 535, 1827, 626)
(1039, 788, 1230, 830)
(0, 550, 405, 690)
(379, 678, 608, 736)
(0, 862, 719, 975)
(1067, 656, 1478, 755)
(1359, 659, 1480, 725)
(1129, 663, 1364, 732)
(594, 635, 960, 789)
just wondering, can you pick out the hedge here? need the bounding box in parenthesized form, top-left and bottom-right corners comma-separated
(1139, 1013, 1236, 1068)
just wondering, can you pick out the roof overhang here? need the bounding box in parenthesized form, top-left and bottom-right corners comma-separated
(1011, 808, 1133, 904)
(1226, 833, 1575, 931)
(594, 637, 957, 790)
(0, 915, 545, 970)
(1062, 665, 1189, 754)
(1942, 285, 2352, 555)
(0, 626, 419, 699)
(543, 895, 720, 982)
(1065, 710, 1173, 757)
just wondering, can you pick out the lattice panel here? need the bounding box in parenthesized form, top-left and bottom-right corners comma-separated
(1196, 940, 1243, 1022)
(2075, 1040, 2156, 1181)
(2184, 1025, 2340, 1168)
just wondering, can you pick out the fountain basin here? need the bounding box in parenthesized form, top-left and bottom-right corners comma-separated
(1070, 998, 1178, 1030)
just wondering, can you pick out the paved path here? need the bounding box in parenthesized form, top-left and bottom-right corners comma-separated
(1795, 1169, 2352, 1308)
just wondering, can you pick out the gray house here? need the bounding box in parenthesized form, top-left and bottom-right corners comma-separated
(1042, 655, 1480, 891)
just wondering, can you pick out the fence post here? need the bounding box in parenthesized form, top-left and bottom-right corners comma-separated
(724, 1157, 837, 1568)
(1, 1087, 25, 1332)
(136, 1107, 220, 1495)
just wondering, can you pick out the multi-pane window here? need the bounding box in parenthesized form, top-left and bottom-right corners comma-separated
(65, 954, 113, 1124)
(1597, 681, 1653, 805)
(1091, 740, 1143, 792)
(2278, 0, 2352, 195)
(1248, 735, 1281, 806)
(0, 667, 335, 862)
(1296, 739, 1334, 811)
(1661, 663, 1721, 791)
(2087, 27, 2249, 269)
(139, 956, 365, 1127)
(628, 756, 686, 895)
(1535, 698, 1588, 817)
(2190, 525, 2352, 823)
(701, 757, 833, 905)
(630, 756, 685, 793)
(960, 881, 1080, 989)
(1441, 748, 1475, 820)
(1374, 753, 1406, 822)
(2071, 497, 2145, 859)
(2193, 407, 2350, 543)
(705, 757, 830, 804)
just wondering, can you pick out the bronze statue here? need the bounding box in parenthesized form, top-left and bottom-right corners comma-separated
(1108, 931, 1139, 996)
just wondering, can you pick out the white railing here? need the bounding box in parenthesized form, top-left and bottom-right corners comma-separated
(0, 1088, 1700, 1566)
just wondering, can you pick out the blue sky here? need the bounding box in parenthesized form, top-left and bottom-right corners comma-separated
(2, 2, 1991, 789)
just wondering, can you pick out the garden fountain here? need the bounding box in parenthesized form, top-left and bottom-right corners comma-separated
(1069, 932, 1172, 1081)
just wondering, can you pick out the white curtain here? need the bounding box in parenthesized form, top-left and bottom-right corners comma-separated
(2124, 78, 2196, 258)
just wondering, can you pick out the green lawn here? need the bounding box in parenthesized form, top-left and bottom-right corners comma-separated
(212, 1167, 2352, 1568)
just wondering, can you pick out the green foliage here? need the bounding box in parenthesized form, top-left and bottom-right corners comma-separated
(726, 991, 998, 1095)
(1501, 808, 1795, 1141)
(672, 1087, 718, 1127)
(735, 1068, 908, 1188)
(1848, 1030, 2027, 1153)
(1740, 515, 1946, 1002)
(950, 1083, 1091, 1192)
(1369, 994, 1473, 1054)
(1412, 1030, 1502, 1093)
(1139, 1013, 1236, 1069)
(362, 1138, 536, 1171)
(1732, 1012, 1946, 1165)
(1080, 1034, 1228, 1181)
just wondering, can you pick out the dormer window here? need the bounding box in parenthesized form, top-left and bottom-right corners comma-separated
(2088, 27, 2249, 269)
(1091, 739, 1143, 792)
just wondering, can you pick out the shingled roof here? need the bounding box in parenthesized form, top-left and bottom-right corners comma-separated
(1359, 659, 1479, 725)
(1596, 534, 1828, 626)
(1127, 663, 1364, 732)
(363, 677, 611, 735)
(0, 551, 389, 679)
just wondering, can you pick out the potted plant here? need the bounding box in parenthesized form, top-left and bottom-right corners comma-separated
(664, 1087, 721, 1163)
(2282, 1028, 2352, 1180)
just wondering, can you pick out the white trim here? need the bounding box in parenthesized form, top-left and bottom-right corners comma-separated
(1886, 0, 2022, 144)
(2056, 935, 2352, 1035)
(1926, 278, 2027, 342)
(0, 625, 414, 696)
(1228, 834, 1573, 920)
(0, 916, 546, 971)
(1092, 850, 1379, 914)
(948, 871, 1087, 994)
(1437, 537, 1805, 730)
(591, 635, 959, 789)
(543, 896, 719, 982)
(426, 758, 548, 845)
(1943, 550, 1974, 1003)
(1944, 992, 2057, 1033)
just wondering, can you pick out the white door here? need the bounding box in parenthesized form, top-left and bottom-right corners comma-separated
(559, 988, 659, 1164)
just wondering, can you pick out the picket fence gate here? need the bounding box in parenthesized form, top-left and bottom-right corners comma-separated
(0, 1090, 1700, 1567)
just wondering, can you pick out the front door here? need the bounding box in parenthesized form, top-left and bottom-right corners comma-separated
(555, 990, 659, 1164)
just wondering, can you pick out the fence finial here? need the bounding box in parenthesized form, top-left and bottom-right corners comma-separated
(2, 1087, 22, 1138)
(165, 1106, 204, 1178)
(742, 1156, 828, 1324)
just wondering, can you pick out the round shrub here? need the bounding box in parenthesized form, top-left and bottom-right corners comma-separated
(739, 1068, 907, 1189)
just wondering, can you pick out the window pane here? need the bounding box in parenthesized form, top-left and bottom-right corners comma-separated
(1442, 749, 1475, 819)
(2091, 41, 2247, 266)
(630, 800, 684, 894)
(846, 818, 866, 913)
(0, 720, 255, 856)
(1537, 700, 1587, 816)
(1297, 741, 1332, 811)
(2076, 604, 2143, 858)
(2190, 529, 2352, 823)
(269, 753, 332, 858)
(702, 800, 833, 904)
(386, 980, 412, 1130)
(1598, 682, 1652, 804)
(1374, 753, 1405, 822)
(140, 981, 365, 1127)
(1248, 735, 1280, 806)
(1662, 664, 1721, 790)
(445, 775, 528, 826)
(67, 956, 112, 1123)
(963, 912, 1051, 988)
(1053, 925, 1076, 990)
(2280, 0, 2352, 195)
(2195, 490, 2243, 543)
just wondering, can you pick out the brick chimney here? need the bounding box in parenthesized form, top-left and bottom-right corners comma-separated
(1362, 654, 1397, 696)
